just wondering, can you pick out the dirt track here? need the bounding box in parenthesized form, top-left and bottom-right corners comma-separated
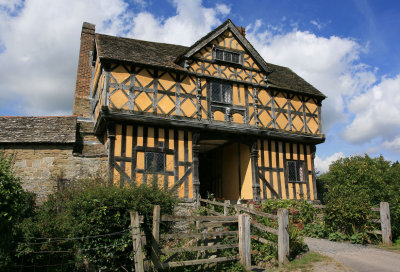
(305, 237, 400, 272)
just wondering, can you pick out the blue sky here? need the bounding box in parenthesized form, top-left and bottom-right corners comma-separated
(0, 0, 399, 171)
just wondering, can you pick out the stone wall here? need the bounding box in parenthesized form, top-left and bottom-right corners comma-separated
(2, 143, 107, 203)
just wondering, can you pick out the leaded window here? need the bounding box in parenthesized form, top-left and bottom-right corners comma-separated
(215, 49, 241, 64)
(145, 152, 165, 173)
(287, 160, 304, 182)
(210, 81, 232, 104)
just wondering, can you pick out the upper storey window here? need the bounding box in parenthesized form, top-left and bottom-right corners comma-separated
(210, 81, 232, 104)
(214, 48, 242, 65)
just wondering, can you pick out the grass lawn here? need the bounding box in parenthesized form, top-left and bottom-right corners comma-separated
(272, 251, 348, 272)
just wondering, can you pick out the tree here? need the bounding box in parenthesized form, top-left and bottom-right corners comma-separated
(0, 153, 35, 267)
(318, 155, 400, 240)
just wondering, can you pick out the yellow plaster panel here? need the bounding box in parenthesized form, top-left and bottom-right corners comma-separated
(213, 111, 225, 121)
(188, 173, 193, 199)
(181, 75, 196, 94)
(111, 65, 130, 84)
(233, 85, 240, 105)
(300, 144, 305, 161)
(276, 114, 288, 129)
(137, 126, 143, 146)
(135, 69, 153, 88)
(293, 144, 298, 160)
(292, 115, 304, 132)
(188, 132, 192, 163)
(178, 130, 184, 162)
(258, 110, 272, 128)
(180, 98, 196, 118)
(126, 125, 133, 158)
(178, 166, 185, 198)
(168, 176, 174, 190)
(115, 124, 122, 157)
(136, 173, 143, 186)
(306, 100, 318, 113)
(308, 119, 319, 134)
(258, 89, 270, 105)
(240, 144, 253, 200)
(275, 93, 287, 108)
(280, 171, 287, 199)
(110, 89, 129, 109)
(306, 145, 314, 200)
(134, 91, 153, 112)
(277, 142, 284, 196)
(157, 94, 175, 115)
(125, 162, 131, 179)
(147, 127, 154, 147)
(248, 107, 255, 125)
(239, 85, 246, 106)
(271, 141, 276, 168)
(201, 101, 208, 119)
(166, 155, 174, 171)
(286, 143, 291, 160)
(158, 72, 175, 91)
(233, 113, 244, 124)
(291, 96, 302, 111)
(263, 140, 270, 167)
(137, 152, 144, 169)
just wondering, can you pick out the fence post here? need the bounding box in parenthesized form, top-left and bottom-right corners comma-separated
(380, 202, 392, 246)
(224, 200, 230, 216)
(152, 205, 161, 270)
(130, 211, 144, 272)
(238, 213, 251, 268)
(278, 208, 289, 265)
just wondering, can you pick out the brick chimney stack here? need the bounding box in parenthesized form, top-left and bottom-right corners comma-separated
(72, 22, 96, 117)
(236, 26, 246, 37)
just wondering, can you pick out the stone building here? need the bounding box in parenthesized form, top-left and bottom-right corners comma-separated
(0, 19, 325, 203)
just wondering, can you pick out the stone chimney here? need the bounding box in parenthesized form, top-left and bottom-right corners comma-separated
(72, 22, 96, 117)
(236, 26, 246, 37)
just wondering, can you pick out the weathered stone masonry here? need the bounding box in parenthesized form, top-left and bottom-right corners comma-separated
(0, 116, 107, 203)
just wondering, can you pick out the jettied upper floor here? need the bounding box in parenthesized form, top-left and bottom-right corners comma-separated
(77, 19, 326, 144)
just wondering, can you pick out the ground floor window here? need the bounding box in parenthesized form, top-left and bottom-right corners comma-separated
(286, 160, 304, 182)
(145, 152, 165, 173)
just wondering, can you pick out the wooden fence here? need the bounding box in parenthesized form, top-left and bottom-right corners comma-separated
(199, 198, 290, 265)
(130, 203, 289, 271)
(313, 202, 392, 246)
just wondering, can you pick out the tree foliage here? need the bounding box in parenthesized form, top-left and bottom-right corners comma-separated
(318, 155, 400, 240)
(0, 153, 35, 268)
(13, 176, 178, 271)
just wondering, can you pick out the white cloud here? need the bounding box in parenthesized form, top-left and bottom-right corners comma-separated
(382, 137, 400, 154)
(127, 0, 228, 45)
(315, 152, 344, 174)
(0, 0, 227, 115)
(343, 75, 400, 144)
(246, 23, 377, 131)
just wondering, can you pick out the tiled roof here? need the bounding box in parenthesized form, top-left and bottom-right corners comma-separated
(0, 116, 77, 143)
(95, 23, 326, 99)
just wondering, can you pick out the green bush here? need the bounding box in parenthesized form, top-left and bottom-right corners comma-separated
(318, 155, 400, 240)
(15, 176, 178, 271)
(0, 153, 35, 268)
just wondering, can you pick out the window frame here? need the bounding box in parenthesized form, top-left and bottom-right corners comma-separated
(209, 80, 233, 105)
(145, 151, 166, 173)
(286, 160, 305, 183)
(213, 47, 243, 66)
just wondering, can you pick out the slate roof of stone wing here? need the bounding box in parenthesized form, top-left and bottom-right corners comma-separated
(95, 34, 326, 99)
(0, 116, 77, 143)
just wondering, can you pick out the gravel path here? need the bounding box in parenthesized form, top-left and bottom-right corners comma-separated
(305, 237, 400, 272)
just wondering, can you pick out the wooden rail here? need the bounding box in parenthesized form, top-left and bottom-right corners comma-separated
(199, 198, 289, 265)
(313, 202, 392, 246)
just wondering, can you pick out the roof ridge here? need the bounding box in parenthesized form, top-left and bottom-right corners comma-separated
(95, 33, 189, 49)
